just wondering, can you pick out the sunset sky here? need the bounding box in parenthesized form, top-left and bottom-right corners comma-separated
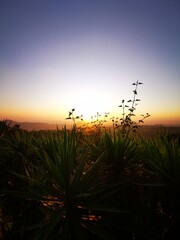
(0, 0, 180, 126)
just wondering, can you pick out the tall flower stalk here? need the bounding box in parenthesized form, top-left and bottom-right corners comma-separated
(117, 81, 150, 134)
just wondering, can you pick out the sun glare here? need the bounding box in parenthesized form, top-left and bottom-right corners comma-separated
(71, 92, 111, 122)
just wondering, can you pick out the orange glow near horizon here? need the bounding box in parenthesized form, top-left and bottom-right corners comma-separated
(1, 88, 180, 126)
(1, 81, 180, 126)
(1, 106, 180, 126)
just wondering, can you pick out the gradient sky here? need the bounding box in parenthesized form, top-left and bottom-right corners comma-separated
(0, 0, 180, 126)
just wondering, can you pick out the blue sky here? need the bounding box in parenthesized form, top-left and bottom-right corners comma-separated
(0, 0, 180, 125)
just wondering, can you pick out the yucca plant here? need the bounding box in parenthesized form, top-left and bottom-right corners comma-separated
(0, 120, 21, 140)
(134, 129, 180, 239)
(0, 128, 41, 239)
(103, 128, 138, 182)
(1, 127, 128, 239)
(1, 129, 35, 184)
(0, 120, 11, 140)
(142, 129, 180, 186)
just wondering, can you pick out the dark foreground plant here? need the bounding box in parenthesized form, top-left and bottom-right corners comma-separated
(1, 123, 180, 239)
(1, 127, 128, 239)
(103, 129, 138, 181)
(133, 129, 180, 239)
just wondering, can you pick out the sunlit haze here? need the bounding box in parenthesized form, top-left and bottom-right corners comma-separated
(1, 0, 180, 128)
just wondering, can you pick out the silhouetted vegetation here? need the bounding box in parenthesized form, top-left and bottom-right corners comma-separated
(0, 82, 180, 239)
